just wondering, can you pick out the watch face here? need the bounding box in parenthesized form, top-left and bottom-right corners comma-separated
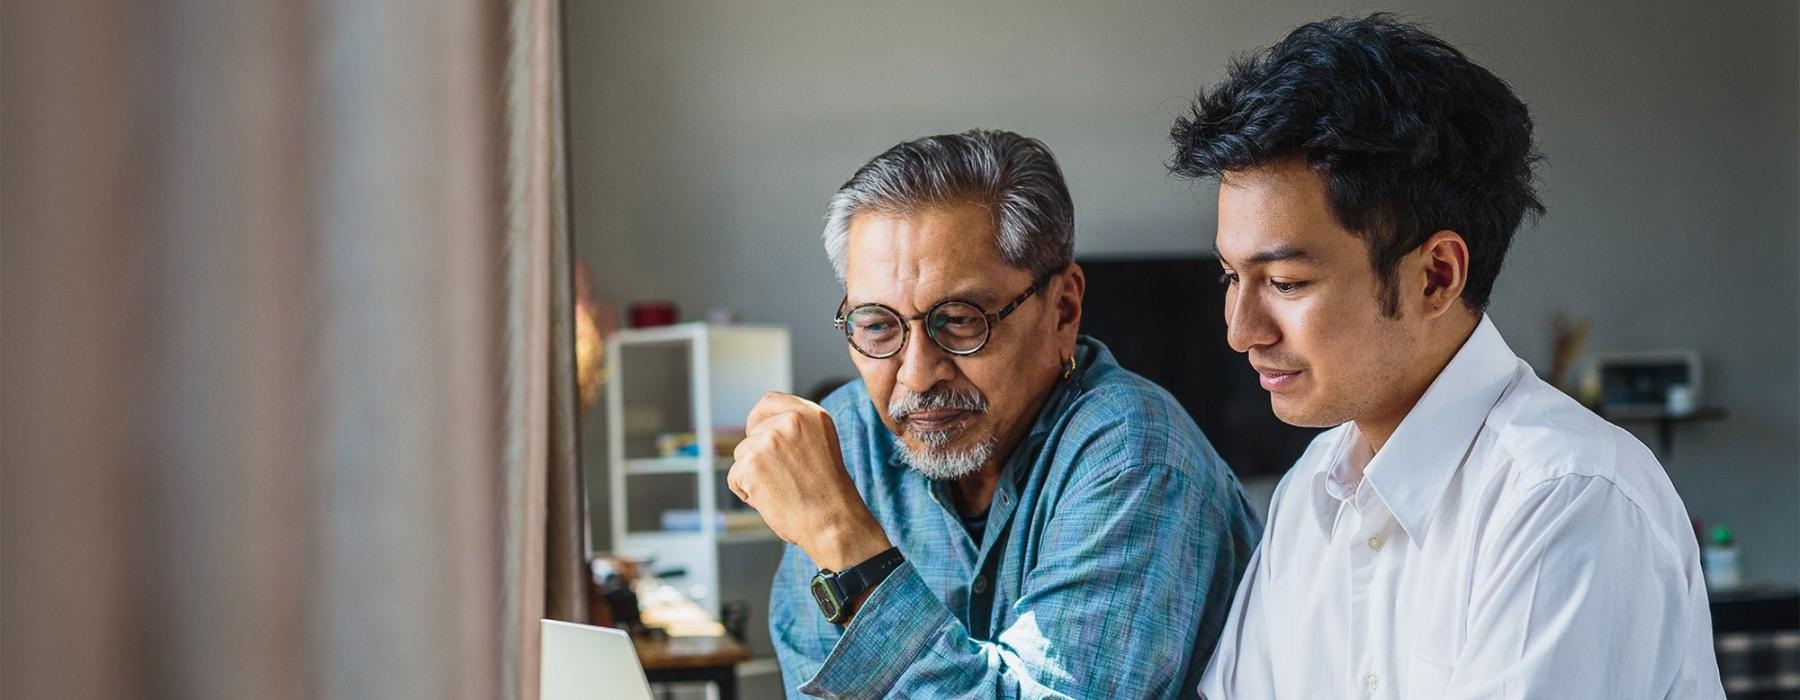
(810, 573, 843, 621)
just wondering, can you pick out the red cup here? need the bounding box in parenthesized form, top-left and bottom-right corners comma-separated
(628, 301, 677, 328)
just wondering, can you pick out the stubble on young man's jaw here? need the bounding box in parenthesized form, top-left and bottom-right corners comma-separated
(1214, 160, 1469, 448)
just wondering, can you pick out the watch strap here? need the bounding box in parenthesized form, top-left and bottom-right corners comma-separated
(831, 546, 905, 601)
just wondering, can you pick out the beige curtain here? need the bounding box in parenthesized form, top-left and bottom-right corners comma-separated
(502, 0, 590, 698)
(1, 0, 581, 698)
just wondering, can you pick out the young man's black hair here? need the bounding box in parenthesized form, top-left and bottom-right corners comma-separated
(1170, 13, 1543, 316)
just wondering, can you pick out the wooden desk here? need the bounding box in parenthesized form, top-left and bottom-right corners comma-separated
(634, 577, 751, 699)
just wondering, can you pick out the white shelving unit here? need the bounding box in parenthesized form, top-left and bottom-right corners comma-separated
(605, 322, 791, 685)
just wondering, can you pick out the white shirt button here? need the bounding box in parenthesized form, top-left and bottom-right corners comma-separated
(1363, 672, 1380, 691)
(1366, 535, 1384, 552)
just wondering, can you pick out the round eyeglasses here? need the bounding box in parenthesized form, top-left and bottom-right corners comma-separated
(832, 272, 1055, 360)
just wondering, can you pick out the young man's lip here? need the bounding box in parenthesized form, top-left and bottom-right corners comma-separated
(1255, 367, 1302, 391)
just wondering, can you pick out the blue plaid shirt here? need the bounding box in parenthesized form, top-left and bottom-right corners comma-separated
(770, 337, 1262, 698)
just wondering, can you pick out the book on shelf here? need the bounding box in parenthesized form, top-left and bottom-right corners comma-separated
(657, 509, 769, 533)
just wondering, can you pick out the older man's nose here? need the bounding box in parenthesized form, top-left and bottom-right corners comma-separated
(895, 327, 956, 394)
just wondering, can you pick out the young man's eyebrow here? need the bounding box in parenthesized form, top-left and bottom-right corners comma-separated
(1216, 244, 1318, 266)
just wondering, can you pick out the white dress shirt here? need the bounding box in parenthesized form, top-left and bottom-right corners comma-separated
(1200, 316, 1724, 699)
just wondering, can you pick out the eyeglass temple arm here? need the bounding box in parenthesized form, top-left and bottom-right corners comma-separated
(991, 270, 1057, 321)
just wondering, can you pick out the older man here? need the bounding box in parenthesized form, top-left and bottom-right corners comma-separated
(727, 129, 1261, 698)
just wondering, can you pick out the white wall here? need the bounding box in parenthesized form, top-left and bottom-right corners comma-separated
(568, 0, 1800, 588)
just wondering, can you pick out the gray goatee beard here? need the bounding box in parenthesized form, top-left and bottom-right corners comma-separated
(888, 385, 995, 481)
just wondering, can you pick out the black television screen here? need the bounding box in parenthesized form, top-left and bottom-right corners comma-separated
(1078, 255, 1320, 477)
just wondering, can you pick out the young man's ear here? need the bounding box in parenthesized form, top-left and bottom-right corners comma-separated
(1416, 231, 1469, 319)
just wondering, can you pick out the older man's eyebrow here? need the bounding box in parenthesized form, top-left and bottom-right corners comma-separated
(844, 286, 1004, 312)
(943, 286, 1003, 307)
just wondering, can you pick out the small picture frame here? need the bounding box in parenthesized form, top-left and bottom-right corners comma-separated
(1590, 350, 1703, 417)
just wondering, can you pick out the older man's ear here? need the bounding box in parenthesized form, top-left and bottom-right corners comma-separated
(1053, 263, 1086, 340)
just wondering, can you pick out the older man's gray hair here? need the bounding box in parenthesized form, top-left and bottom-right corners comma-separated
(822, 129, 1075, 282)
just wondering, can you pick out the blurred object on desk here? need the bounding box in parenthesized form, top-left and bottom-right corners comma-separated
(1711, 586, 1800, 698)
(589, 555, 644, 634)
(637, 575, 732, 638)
(633, 574, 751, 700)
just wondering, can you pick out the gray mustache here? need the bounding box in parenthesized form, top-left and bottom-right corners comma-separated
(888, 386, 989, 423)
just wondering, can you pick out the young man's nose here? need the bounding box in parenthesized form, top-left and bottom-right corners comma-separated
(1225, 290, 1279, 353)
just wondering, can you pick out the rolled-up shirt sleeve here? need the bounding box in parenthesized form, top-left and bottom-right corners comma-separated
(771, 541, 838, 694)
(774, 463, 1226, 699)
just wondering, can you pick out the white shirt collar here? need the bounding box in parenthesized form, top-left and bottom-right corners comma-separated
(1308, 314, 1520, 543)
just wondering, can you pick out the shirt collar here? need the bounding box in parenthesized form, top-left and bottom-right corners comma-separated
(1306, 429, 1357, 535)
(1308, 315, 1520, 543)
(1024, 336, 1104, 441)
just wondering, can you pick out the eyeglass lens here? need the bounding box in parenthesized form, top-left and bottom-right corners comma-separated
(844, 301, 989, 357)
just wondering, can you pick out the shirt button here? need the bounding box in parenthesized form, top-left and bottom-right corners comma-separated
(1363, 672, 1380, 691)
(972, 575, 989, 594)
(1366, 535, 1385, 552)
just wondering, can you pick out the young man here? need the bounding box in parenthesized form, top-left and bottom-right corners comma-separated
(730, 129, 1261, 698)
(1170, 15, 1725, 698)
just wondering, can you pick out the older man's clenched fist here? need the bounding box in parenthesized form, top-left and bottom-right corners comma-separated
(728, 392, 892, 573)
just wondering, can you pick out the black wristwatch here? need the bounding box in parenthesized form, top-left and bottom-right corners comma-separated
(809, 547, 905, 624)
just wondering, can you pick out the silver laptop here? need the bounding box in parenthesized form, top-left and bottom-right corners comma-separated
(540, 619, 656, 700)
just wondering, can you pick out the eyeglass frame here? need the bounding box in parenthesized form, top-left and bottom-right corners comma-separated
(832, 269, 1059, 360)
